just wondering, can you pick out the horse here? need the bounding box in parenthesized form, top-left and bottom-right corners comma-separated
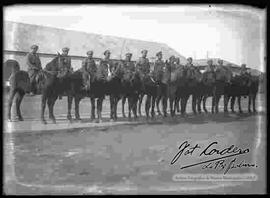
(157, 62, 186, 117)
(137, 70, 158, 119)
(37, 53, 71, 124)
(225, 74, 259, 113)
(120, 68, 142, 119)
(196, 69, 216, 114)
(176, 66, 203, 116)
(76, 60, 123, 123)
(5, 60, 31, 121)
(213, 65, 233, 114)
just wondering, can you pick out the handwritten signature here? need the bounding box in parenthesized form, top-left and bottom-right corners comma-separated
(170, 141, 257, 174)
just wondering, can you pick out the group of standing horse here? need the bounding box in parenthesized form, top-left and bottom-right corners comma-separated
(5, 50, 260, 124)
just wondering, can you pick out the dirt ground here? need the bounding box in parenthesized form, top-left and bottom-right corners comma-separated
(3, 94, 266, 194)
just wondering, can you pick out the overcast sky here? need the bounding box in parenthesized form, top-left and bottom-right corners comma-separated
(4, 5, 266, 71)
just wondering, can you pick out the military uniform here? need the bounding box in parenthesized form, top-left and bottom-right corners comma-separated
(81, 51, 97, 90)
(136, 49, 150, 75)
(240, 64, 248, 76)
(96, 50, 115, 81)
(58, 47, 72, 99)
(26, 45, 42, 94)
(122, 53, 135, 72)
(153, 51, 165, 82)
(153, 59, 165, 82)
(58, 50, 72, 77)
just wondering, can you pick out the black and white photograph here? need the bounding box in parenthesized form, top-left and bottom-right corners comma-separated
(3, 4, 266, 194)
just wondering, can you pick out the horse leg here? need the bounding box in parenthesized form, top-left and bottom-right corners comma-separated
(211, 94, 215, 114)
(169, 97, 175, 117)
(74, 96, 81, 121)
(109, 95, 114, 121)
(127, 96, 132, 119)
(192, 94, 197, 115)
(97, 97, 103, 123)
(230, 96, 236, 113)
(237, 96, 243, 113)
(122, 96, 127, 118)
(197, 95, 202, 114)
(145, 95, 151, 119)
(162, 96, 168, 117)
(156, 95, 162, 116)
(47, 97, 56, 124)
(7, 88, 16, 121)
(252, 93, 257, 113)
(41, 94, 47, 124)
(114, 96, 119, 120)
(248, 93, 252, 113)
(138, 94, 143, 117)
(132, 94, 138, 119)
(224, 94, 229, 113)
(15, 92, 25, 121)
(203, 95, 208, 113)
(184, 95, 189, 115)
(67, 95, 73, 122)
(151, 96, 156, 118)
(90, 98, 96, 121)
(215, 95, 220, 114)
(175, 97, 180, 113)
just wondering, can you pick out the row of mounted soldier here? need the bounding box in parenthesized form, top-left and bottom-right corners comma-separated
(6, 44, 258, 124)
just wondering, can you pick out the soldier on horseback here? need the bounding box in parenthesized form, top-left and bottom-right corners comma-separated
(81, 50, 97, 91)
(26, 44, 42, 96)
(58, 47, 73, 99)
(240, 63, 249, 76)
(136, 49, 151, 78)
(59, 47, 72, 76)
(98, 50, 115, 82)
(206, 59, 215, 72)
(153, 51, 165, 83)
(122, 52, 135, 72)
(185, 57, 196, 69)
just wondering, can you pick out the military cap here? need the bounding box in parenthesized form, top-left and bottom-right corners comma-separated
(207, 59, 213, 64)
(156, 51, 162, 56)
(125, 52, 132, 57)
(141, 49, 148, 54)
(218, 59, 223, 64)
(187, 57, 193, 61)
(104, 50, 111, 55)
(62, 47, 70, 52)
(169, 55, 175, 60)
(87, 50, 93, 55)
(31, 44, 39, 49)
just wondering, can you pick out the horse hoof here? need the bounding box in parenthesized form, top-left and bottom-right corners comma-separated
(75, 118, 81, 122)
(41, 120, 47, 125)
(96, 119, 102, 123)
